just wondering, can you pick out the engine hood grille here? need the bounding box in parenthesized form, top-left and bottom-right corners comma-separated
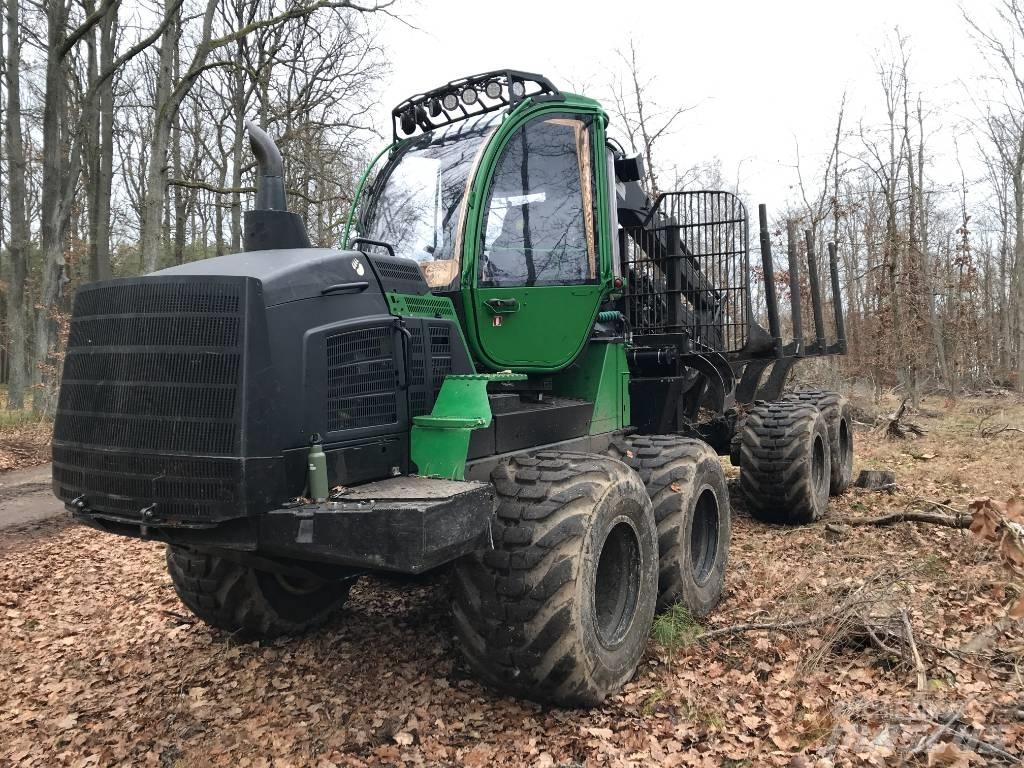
(53, 276, 256, 522)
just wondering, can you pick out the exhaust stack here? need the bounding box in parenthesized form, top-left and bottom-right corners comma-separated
(242, 120, 311, 252)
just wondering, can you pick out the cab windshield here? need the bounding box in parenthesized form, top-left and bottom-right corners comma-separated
(364, 117, 497, 290)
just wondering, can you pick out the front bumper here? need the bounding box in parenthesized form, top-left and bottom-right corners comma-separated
(69, 475, 496, 574)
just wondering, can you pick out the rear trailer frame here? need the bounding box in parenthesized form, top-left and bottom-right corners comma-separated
(619, 191, 848, 442)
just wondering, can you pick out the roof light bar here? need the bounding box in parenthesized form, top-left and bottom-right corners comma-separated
(391, 69, 561, 141)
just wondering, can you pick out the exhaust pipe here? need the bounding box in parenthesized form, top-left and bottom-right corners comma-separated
(247, 120, 287, 211)
(242, 120, 311, 252)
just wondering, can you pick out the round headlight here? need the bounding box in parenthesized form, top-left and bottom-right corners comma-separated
(428, 98, 442, 117)
(461, 87, 478, 105)
(442, 93, 459, 111)
(400, 109, 416, 135)
(484, 81, 502, 99)
(510, 80, 526, 99)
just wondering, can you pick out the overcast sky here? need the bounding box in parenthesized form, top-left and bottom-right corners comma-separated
(374, 0, 997, 213)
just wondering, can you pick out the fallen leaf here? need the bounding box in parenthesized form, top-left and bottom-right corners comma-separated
(927, 741, 981, 767)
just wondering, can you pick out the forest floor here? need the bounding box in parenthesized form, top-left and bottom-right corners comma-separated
(0, 405, 51, 473)
(0, 393, 1023, 767)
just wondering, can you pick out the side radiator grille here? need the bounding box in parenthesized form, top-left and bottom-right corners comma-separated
(406, 321, 454, 418)
(326, 326, 398, 431)
(429, 325, 452, 395)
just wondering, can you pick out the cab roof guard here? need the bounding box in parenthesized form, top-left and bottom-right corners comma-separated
(391, 69, 560, 143)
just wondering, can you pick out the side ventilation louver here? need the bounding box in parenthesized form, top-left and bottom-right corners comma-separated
(326, 326, 399, 431)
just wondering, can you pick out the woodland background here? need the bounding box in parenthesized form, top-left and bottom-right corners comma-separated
(1, 0, 1024, 416)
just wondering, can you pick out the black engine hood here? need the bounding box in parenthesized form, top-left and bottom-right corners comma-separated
(155, 247, 376, 306)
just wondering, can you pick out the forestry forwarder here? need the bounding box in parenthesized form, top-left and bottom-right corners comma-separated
(52, 70, 854, 706)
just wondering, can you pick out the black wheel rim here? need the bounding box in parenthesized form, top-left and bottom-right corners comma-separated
(593, 520, 641, 649)
(274, 572, 323, 596)
(812, 435, 828, 498)
(255, 570, 337, 623)
(690, 488, 720, 586)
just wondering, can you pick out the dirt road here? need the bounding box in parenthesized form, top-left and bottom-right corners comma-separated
(0, 464, 62, 530)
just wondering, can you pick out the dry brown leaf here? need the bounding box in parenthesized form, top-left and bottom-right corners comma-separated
(1005, 496, 1024, 522)
(1009, 595, 1024, 618)
(926, 741, 982, 767)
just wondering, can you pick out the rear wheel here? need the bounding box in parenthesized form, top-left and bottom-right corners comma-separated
(166, 546, 352, 638)
(783, 389, 854, 495)
(608, 435, 730, 616)
(451, 451, 658, 706)
(739, 401, 831, 525)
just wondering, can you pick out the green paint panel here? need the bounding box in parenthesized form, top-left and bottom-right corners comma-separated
(385, 292, 458, 321)
(473, 285, 605, 368)
(410, 372, 526, 480)
(551, 342, 630, 434)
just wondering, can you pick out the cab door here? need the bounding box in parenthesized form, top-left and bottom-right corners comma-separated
(466, 112, 606, 371)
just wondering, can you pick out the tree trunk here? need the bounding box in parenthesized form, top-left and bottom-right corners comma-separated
(915, 101, 947, 392)
(171, 37, 186, 265)
(3, 0, 28, 410)
(215, 157, 226, 256)
(34, 0, 72, 413)
(140, 0, 179, 273)
(84, 0, 102, 282)
(92, 3, 116, 281)
(1015, 162, 1024, 391)
(230, 41, 244, 251)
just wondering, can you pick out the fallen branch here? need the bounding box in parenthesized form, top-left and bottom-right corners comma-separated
(160, 609, 196, 626)
(699, 570, 900, 645)
(839, 498, 969, 529)
(900, 609, 927, 692)
(981, 423, 1024, 438)
(910, 713, 1020, 764)
(698, 615, 820, 641)
(882, 398, 927, 439)
(904, 708, 964, 762)
(842, 511, 971, 529)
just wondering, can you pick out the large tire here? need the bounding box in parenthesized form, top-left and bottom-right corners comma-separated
(451, 451, 658, 707)
(608, 435, 730, 616)
(166, 546, 352, 638)
(783, 389, 854, 495)
(739, 401, 831, 525)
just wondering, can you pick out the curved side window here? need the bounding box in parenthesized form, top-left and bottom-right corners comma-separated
(364, 121, 495, 291)
(479, 116, 597, 287)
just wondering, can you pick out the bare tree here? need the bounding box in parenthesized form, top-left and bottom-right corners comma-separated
(607, 39, 696, 197)
(965, 0, 1024, 390)
(3, 0, 29, 409)
(139, 0, 392, 272)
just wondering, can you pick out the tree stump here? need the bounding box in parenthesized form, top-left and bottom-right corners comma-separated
(855, 470, 897, 491)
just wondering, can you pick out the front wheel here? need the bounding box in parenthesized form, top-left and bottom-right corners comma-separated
(166, 546, 352, 638)
(451, 451, 658, 707)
